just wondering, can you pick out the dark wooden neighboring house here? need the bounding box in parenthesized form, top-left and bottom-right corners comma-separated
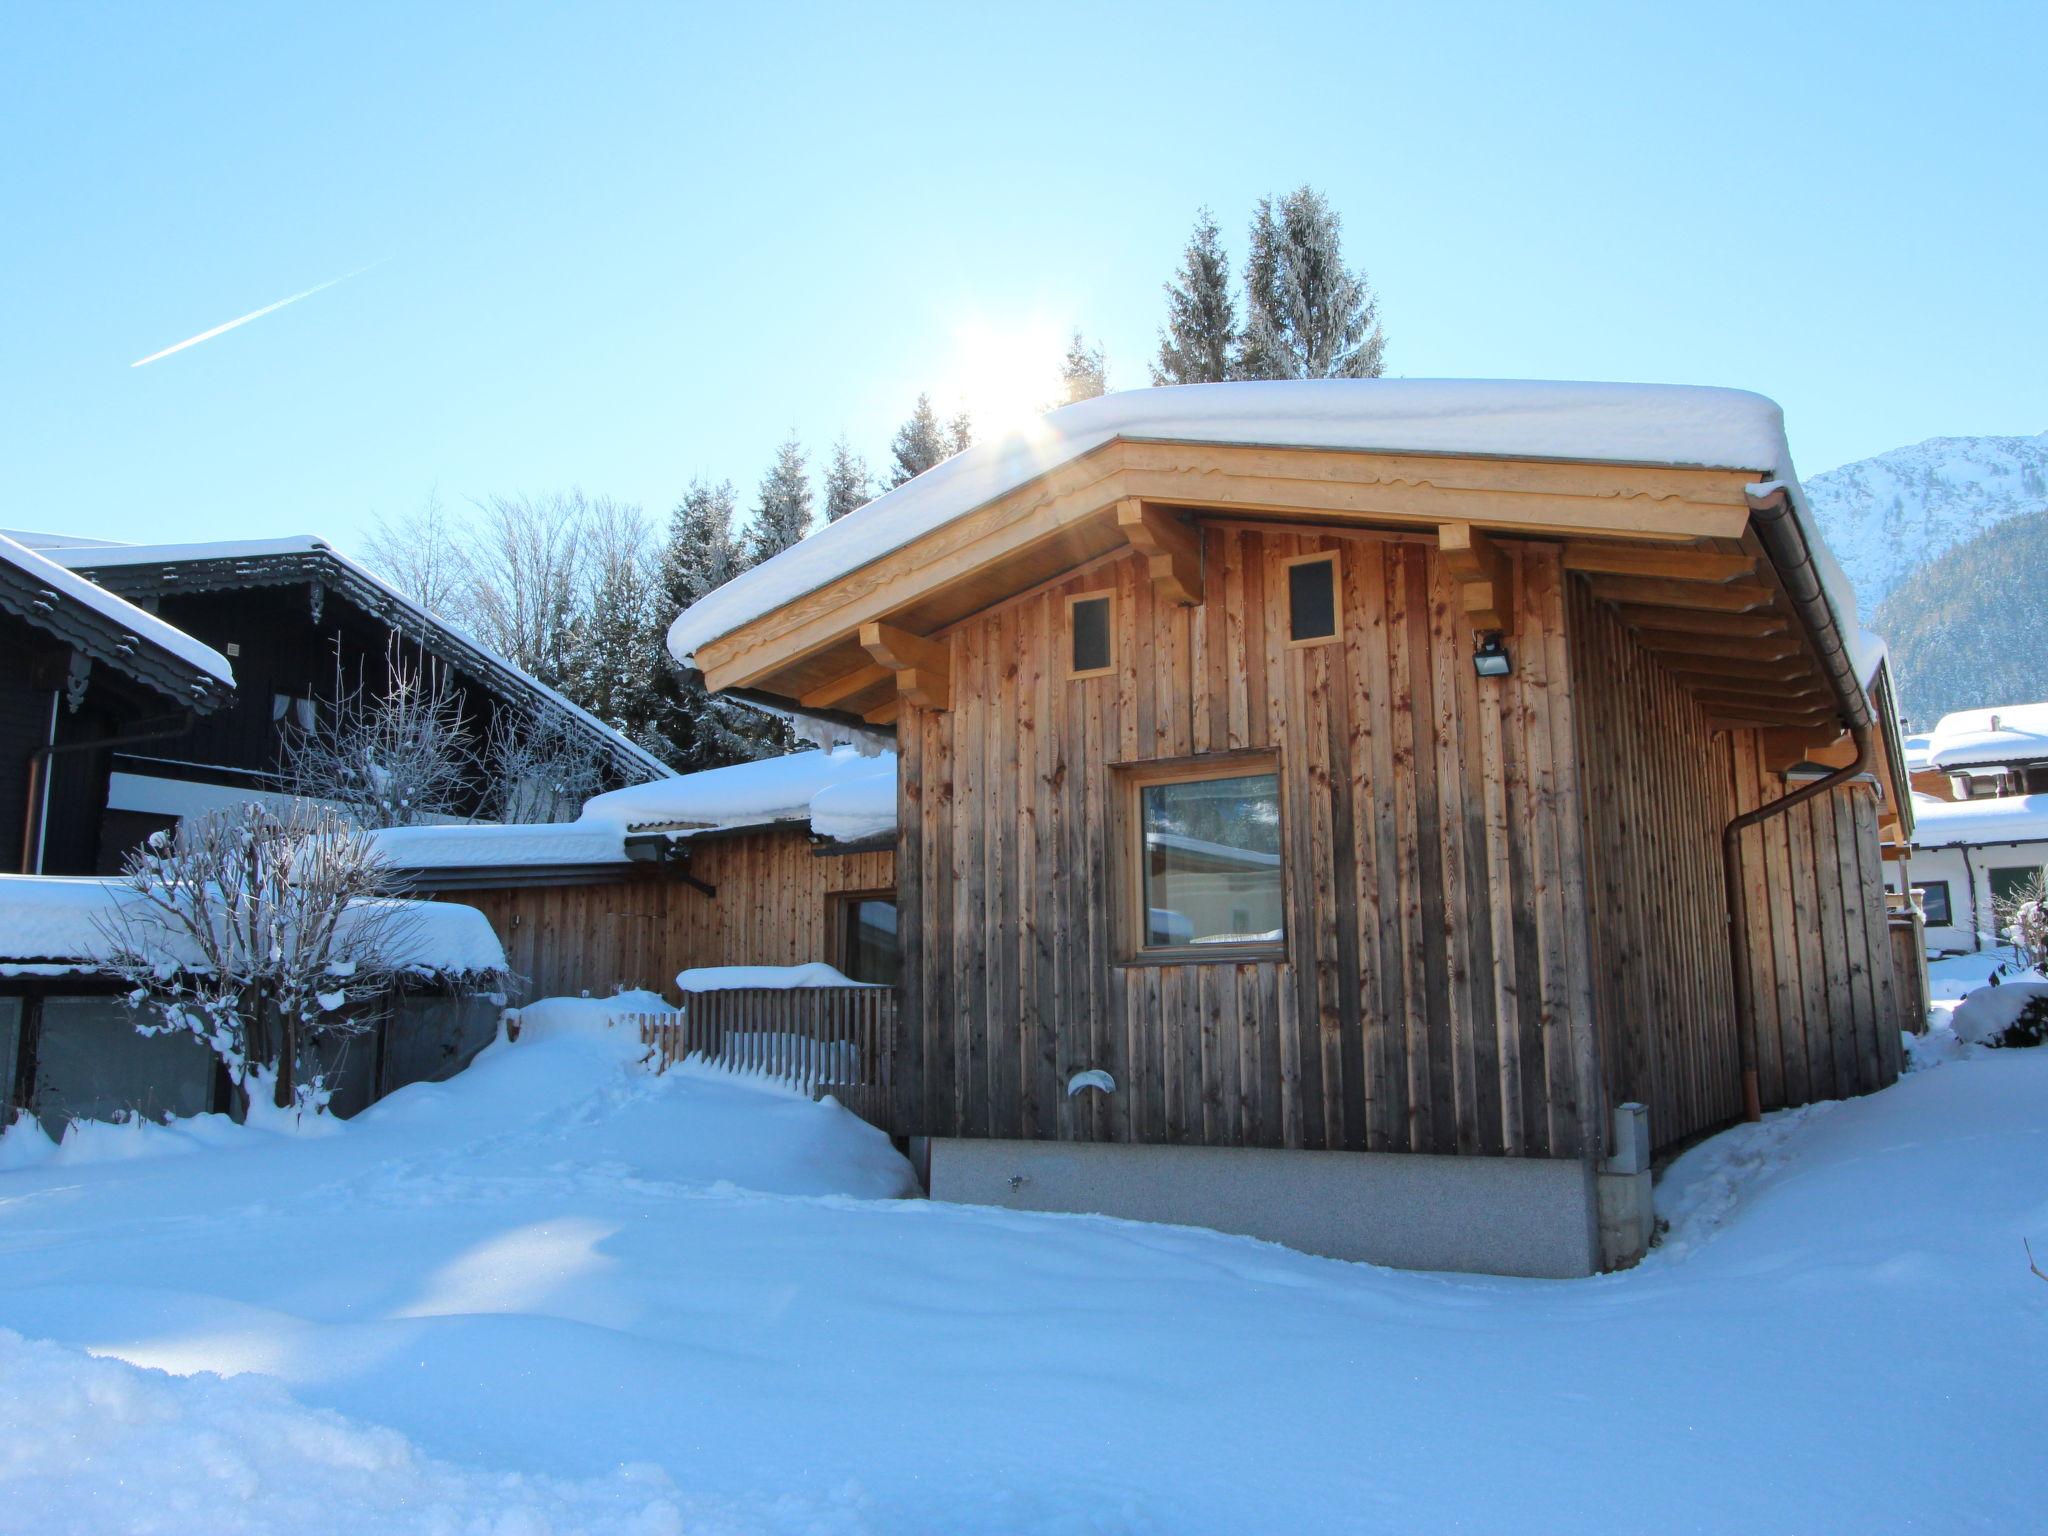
(1, 532, 235, 876)
(6, 532, 669, 876)
(668, 380, 1918, 1277)
(373, 747, 899, 1002)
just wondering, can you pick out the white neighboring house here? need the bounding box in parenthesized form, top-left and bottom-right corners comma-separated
(1889, 701, 2048, 954)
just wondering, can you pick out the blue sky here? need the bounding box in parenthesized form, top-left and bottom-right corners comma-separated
(3, 2, 2042, 554)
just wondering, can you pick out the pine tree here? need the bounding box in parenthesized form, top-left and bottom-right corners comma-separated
(947, 406, 973, 456)
(748, 434, 813, 561)
(823, 436, 870, 522)
(558, 497, 666, 758)
(1153, 208, 1237, 385)
(646, 479, 770, 769)
(889, 394, 950, 487)
(1238, 186, 1386, 380)
(1059, 331, 1109, 404)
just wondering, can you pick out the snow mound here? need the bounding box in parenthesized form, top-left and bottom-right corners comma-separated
(508, 989, 676, 1042)
(676, 963, 869, 992)
(1951, 981, 2048, 1047)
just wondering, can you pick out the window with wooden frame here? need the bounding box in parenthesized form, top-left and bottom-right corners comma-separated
(1280, 551, 1340, 647)
(1114, 750, 1285, 962)
(829, 889, 901, 987)
(1910, 880, 1952, 928)
(1066, 590, 1115, 679)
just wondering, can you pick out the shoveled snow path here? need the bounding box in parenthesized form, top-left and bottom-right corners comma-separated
(0, 1024, 2041, 1533)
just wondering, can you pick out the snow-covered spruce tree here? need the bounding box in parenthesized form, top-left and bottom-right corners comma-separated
(1059, 331, 1109, 404)
(748, 434, 814, 562)
(1238, 186, 1386, 380)
(1153, 207, 1238, 385)
(280, 639, 479, 829)
(947, 407, 973, 456)
(557, 496, 670, 757)
(889, 394, 950, 488)
(92, 802, 423, 1113)
(824, 436, 870, 522)
(649, 479, 779, 769)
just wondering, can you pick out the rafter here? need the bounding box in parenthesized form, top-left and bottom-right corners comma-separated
(800, 662, 893, 711)
(1634, 630, 1802, 662)
(1611, 605, 1790, 637)
(1115, 499, 1203, 605)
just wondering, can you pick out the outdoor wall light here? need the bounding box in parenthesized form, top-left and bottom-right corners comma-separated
(1472, 631, 1512, 677)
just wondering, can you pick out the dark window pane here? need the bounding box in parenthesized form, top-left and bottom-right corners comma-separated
(1072, 596, 1111, 673)
(842, 897, 901, 986)
(1990, 865, 2044, 910)
(1288, 558, 1337, 641)
(1912, 881, 1952, 927)
(1140, 772, 1283, 947)
(31, 995, 214, 1134)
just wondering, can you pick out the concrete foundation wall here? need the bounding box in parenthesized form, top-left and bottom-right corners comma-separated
(923, 1138, 1601, 1278)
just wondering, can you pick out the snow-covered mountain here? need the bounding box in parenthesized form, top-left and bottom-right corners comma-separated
(1805, 431, 2048, 612)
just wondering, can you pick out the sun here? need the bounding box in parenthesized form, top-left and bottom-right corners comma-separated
(938, 315, 1072, 442)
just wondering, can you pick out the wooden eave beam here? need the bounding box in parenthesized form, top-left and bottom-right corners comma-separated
(1760, 726, 1848, 772)
(1635, 630, 1802, 662)
(1658, 653, 1815, 682)
(1438, 523, 1514, 634)
(1561, 544, 1756, 582)
(1611, 606, 1790, 637)
(799, 662, 894, 711)
(1584, 577, 1776, 613)
(859, 621, 951, 712)
(1115, 499, 1203, 605)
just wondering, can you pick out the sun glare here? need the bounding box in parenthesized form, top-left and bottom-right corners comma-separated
(940, 316, 1071, 442)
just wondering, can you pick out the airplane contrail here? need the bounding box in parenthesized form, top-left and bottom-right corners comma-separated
(129, 260, 384, 368)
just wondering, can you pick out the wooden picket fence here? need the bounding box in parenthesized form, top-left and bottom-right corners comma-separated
(631, 987, 897, 1133)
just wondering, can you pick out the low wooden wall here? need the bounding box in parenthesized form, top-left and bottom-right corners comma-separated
(438, 830, 895, 1003)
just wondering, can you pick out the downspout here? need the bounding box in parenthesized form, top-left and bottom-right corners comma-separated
(19, 712, 195, 875)
(1722, 486, 1877, 1123)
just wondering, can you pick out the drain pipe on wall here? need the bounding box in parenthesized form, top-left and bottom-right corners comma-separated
(19, 713, 194, 875)
(1723, 485, 1878, 1123)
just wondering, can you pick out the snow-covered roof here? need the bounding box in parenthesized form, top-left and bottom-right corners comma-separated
(1902, 733, 1936, 773)
(0, 875, 507, 977)
(1924, 703, 2048, 770)
(369, 823, 630, 873)
(670, 379, 1862, 666)
(0, 532, 234, 689)
(1908, 793, 2048, 850)
(35, 533, 671, 783)
(580, 746, 895, 838)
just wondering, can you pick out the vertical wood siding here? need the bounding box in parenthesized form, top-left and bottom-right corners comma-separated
(444, 832, 894, 1003)
(897, 529, 1602, 1159)
(1568, 584, 1902, 1150)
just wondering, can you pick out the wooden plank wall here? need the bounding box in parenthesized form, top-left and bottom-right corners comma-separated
(897, 528, 1604, 1159)
(440, 831, 894, 1003)
(1568, 584, 1902, 1151)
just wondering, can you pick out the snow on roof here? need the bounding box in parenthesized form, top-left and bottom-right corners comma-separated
(670, 379, 1858, 665)
(1902, 734, 1935, 772)
(1924, 702, 2048, 770)
(579, 745, 895, 837)
(1908, 792, 2048, 849)
(369, 823, 629, 873)
(0, 875, 507, 976)
(39, 533, 671, 782)
(0, 532, 234, 686)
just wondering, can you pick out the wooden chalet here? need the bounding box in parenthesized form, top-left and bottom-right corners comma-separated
(669, 380, 1917, 1277)
(4, 532, 669, 877)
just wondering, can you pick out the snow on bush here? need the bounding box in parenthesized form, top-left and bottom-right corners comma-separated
(1951, 980, 2048, 1048)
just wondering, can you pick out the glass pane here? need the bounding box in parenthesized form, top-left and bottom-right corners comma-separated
(31, 994, 215, 1135)
(1072, 596, 1111, 673)
(1288, 559, 1336, 641)
(1913, 882, 1951, 927)
(844, 898, 901, 986)
(1140, 772, 1283, 947)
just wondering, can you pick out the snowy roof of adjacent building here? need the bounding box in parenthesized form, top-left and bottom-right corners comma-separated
(0, 875, 507, 977)
(32, 532, 671, 783)
(0, 531, 235, 699)
(579, 745, 895, 838)
(369, 822, 631, 874)
(1908, 792, 2048, 850)
(1924, 703, 2048, 770)
(1902, 733, 1936, 773)
(669, 380, 1864, 672)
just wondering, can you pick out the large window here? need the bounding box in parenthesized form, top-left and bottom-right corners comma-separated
(1120, 753, 1284, 959)
(1912, 880, 1953, 927)
(833, 891, 901, 986)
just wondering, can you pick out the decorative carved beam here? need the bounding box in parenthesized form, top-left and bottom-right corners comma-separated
(859, 621, 951, 712)
(1114, 499, 1202, 606)
(800, 662, 893, 710)
(1760, 727, 1847, 772)
(1437, 523, 1514, 634)
(1562, 544, 1755, 582)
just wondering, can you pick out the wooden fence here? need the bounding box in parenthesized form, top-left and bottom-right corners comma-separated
(1889, 912, 1931, 1035)
(632, 987, 897, 1133)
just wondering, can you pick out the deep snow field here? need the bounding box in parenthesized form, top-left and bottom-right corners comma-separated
(0, 991, 2042, 1534)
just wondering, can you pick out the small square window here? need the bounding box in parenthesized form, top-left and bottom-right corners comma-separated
(1283, 553, 1339, 646)
(1067, 591, 1114, 678)
(1911, 881, 1952, 927)
(1117, 752, 1285, 961)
